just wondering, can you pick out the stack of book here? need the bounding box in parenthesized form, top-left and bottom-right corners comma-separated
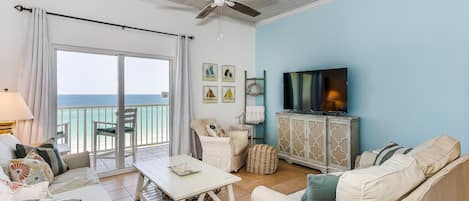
(0, 122, 14, 134)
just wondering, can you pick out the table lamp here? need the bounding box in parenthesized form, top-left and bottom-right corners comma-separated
(0, 89, 33, 134)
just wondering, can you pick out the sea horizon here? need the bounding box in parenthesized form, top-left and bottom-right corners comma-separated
(58, 94, 168, 107)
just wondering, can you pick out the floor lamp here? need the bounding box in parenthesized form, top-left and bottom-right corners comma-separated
(0, 89, 33, 134)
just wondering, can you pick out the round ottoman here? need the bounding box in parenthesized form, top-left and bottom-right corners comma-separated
(247, 144, 278, 174)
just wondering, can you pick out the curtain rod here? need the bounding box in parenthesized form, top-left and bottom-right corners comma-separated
(14, 5, 194, 40)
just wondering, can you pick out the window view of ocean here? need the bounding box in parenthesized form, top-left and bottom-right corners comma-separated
(57, 94, 169, 153)
(58, 94, 168, 107)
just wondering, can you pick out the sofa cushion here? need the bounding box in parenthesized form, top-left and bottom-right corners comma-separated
(0, 180, 49, 201)
(301, 174, 340, 201)
(52, 184, 112, 201)
(336, 154, 425, 201)
(0, 134, 21, 171)
(408, 135, 460, 177)
(49, 167, 100, 194)
(8, 158, 53, 185)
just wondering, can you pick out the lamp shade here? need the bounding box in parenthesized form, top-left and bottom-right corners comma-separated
(0, 92, 33, 121)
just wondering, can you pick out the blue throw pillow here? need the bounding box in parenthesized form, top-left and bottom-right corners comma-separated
(301, 174, 340, 201)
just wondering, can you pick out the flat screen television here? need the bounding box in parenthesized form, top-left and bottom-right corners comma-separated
(283, 68, 348, 113)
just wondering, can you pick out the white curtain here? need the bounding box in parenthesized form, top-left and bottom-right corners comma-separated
(16, 8, 55, 145)
(169, 36, 197, 156)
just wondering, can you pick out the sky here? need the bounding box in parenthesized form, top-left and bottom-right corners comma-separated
(57, 51, 169, 95)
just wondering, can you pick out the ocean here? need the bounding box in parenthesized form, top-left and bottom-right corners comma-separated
(58, 94, 168, 107)
(57, 94, 169, 153)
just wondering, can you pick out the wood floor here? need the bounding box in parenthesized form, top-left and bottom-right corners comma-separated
(100, 159, 319, 201)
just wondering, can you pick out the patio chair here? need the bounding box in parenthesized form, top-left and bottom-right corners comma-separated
(56, 123, 71, 154)
(92, 108, 137, 168)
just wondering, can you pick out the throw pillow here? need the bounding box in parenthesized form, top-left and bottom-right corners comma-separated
(301, 174, 340, 201)
(205, 123, 225, 137)
(25, 150, 54, 183)
(8, 158, 53, 185)
(373, 142, 412, 165)
(15, 143, 54, 159)
(16, 144, 68, 176)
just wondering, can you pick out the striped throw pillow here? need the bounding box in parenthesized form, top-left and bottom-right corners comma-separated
(373, 142, 412, 165)
(16, 144, 68, 176)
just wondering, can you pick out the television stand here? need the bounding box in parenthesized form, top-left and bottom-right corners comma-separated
(276, 112, 360, 173)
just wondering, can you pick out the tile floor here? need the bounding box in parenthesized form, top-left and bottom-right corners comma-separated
(100, 159, 319, 201)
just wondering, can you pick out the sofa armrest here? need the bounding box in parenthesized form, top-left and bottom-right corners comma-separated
(251, 186, 297, 201)
(63, 151, 91, 169)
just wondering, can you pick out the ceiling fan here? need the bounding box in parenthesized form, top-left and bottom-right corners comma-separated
(196, 0, 261, 19)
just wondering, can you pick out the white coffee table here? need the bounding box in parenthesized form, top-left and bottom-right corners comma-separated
(134, 155, 241, 201)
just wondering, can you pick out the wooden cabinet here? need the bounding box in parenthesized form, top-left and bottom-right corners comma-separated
(277, 115, 291, 155)
(276, 112, 359, 173)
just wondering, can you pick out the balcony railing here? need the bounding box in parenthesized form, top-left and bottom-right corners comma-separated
(57, 104, 169, 154)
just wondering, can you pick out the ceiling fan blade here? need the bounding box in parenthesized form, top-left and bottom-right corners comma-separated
(196, 3, 217, 19)
(227, 1, 260, 17)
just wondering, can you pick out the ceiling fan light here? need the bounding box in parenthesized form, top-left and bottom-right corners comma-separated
(214, 0, 225, 7)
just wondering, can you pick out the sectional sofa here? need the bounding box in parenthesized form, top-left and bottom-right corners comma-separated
(252, 136, 469, 201)
(0, 134, 111, 201)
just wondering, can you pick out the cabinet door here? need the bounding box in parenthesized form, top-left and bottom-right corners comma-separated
(327, 119, 351, 170)
(277, 115, 291, 155)
(306, 119, 327, 165)
(291, 118, 306, 159)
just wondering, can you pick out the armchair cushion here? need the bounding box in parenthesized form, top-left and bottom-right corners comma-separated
(96, 127, 134, 134)
(191, 119, 216, 136)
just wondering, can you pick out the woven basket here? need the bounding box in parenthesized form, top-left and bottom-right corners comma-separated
(247, 144, 278, 174)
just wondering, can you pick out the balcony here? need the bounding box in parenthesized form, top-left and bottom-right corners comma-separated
(57, 104, 169, 172)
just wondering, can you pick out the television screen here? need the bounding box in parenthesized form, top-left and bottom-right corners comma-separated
(283, 68, 348, 113)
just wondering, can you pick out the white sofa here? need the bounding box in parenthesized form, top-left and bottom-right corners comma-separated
(252, 136, 469, 201)
(191, 119, 249, 172)
(0, 134, 111, 201)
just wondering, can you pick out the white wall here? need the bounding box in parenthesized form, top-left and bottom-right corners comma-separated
(0, 0, 256, 126)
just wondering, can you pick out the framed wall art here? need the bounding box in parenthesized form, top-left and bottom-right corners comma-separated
(203, 86, 218, 103)
(222, 65, 236, 82)
(203, 63, 218, 81)
(222, 86, 235, 103)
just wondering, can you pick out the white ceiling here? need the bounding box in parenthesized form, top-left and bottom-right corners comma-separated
(167, 0, 319, 23)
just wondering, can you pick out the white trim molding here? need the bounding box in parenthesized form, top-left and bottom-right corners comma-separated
(256, 0, 334, 26)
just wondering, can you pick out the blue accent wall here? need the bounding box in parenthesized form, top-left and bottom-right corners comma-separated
(256, 0, 469, 152)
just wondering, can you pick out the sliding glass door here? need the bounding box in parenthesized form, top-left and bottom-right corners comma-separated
(56, 46, 171, 174)
(123, 56, 170, 169)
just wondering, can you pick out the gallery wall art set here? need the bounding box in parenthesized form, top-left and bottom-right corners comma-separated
(202, 63, 236, 104)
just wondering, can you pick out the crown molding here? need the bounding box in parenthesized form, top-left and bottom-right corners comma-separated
(256, 0, 334, 26)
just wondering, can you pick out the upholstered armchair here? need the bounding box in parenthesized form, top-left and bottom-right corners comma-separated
(191, 118, 249, 172)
